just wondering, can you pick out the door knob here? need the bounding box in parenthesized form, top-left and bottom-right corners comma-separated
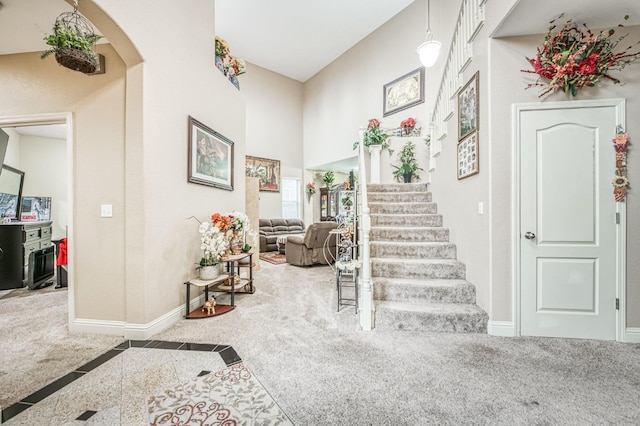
(524, 232, 536, 240)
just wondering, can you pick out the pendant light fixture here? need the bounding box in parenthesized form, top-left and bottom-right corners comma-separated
(416, 0, 441, 68)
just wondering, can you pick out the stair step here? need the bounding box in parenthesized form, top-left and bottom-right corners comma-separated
(370, 241, 456, 259)
(367, 191, 432, 203)
(370, 213, 443, 227)
(371, 226, 449, 242)
(369, 201, 437, 215)
(372, 258, 465, 279)
(368, 183, 428, 193)
(375, 301, 488, 332)
(373, 278, 476, 303)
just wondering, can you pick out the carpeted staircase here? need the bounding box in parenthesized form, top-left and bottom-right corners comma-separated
(368, 183, 488, 332)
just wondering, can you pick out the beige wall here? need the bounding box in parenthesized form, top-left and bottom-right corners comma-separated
(303, 0, 428, 176)
(0, 44, 128, 323)
(1, 0, 247, 331)
(18, 134, 68, 240)
(241, 62, 304, 219)
(92, 0, 247, 324)
(487, 27, 640, 327)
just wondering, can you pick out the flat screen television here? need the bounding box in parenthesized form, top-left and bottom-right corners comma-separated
(0, 165, 25, 221)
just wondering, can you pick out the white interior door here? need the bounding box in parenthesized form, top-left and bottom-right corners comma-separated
(518, 100, 623, 340)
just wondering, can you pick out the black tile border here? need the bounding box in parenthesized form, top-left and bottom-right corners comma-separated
(76, 410, 98, 421)
(1, 339, 241, 424)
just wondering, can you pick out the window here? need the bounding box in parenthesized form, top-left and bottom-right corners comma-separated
(281, 178, 300, 218)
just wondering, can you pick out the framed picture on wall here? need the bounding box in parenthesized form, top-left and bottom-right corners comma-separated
(458, 71, 479, 141)
(187, 116, 234, 191)
(457, 131, 479, 180)
(383, 67, 425, 117)
(245, 155, 281, 192)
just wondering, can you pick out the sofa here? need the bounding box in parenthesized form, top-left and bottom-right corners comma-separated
(259, 218, 305, 252)
(285, 221, 338, 266)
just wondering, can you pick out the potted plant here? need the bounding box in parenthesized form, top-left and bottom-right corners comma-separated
(323, 171, 335, 187)
(41, 17, 102, 74)
(392, 140, 423, 183)
(353, 118, 391, 152)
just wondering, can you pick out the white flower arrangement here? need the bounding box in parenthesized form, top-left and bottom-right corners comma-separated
(198, 221, 229, 267)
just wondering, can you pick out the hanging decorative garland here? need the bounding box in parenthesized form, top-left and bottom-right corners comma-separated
(612, 127, 630, 202)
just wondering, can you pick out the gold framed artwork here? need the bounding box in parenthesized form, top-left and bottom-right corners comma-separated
(383, 67, 425, 117)
(187, 116, 234, 191)
(457, 131, 479, 180)
(245, 155, 281, 192)
(458, 71, 479, 141)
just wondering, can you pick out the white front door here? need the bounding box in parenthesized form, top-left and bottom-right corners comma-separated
(517, 100, 624, 340)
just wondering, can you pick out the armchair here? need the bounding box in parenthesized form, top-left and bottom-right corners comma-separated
(285, 221, 338, 266)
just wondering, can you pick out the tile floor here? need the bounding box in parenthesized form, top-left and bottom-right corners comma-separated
(2, 340, 242, 425)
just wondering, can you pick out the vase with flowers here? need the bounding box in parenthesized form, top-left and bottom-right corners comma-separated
(215, 35, 247, 90)
(400, 117, 416, 136)
(522, 14, 640, 97)
(197, 219, 229, 280)
(305, 182, 316, 203)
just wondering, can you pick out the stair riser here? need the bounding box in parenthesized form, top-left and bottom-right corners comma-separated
(369, 203, 437, 215)
(370, 243, 456, 259)
(371, 228, 449, 242)
(371, 215, 443, 227)
(375, 309, 488, 333)
(372, 261, 465, 279)
(368, 192, 432, 203)
(373, 282, 476, 304)
(368, 183, 428, 193)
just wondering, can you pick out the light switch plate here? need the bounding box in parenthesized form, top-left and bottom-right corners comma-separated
(478, 202, 484, 215)
(100, 204, 113, 218)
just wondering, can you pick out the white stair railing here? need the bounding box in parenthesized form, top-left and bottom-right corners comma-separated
(357, 128, 374, 331)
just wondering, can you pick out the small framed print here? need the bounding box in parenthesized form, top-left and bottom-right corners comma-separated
(458, 71, 479, 141)
(457, 131, 479, 180)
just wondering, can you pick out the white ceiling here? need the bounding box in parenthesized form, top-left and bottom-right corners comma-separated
(214, 0, 415, 82)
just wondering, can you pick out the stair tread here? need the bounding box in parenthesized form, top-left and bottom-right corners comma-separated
(370, 241, 454, 246)
(372, 258, 462, 264)
(377, 300, 487, 315)
(373, 277, 472, 287)
(371, 226, 448, 230)
(369, 201, 435, 204)
(370, 213, 441, 216)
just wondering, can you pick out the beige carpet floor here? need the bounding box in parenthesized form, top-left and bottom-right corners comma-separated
(2, 260, 640, 425)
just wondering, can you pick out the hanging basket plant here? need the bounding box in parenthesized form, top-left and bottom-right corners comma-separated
(41, 0, 102, 74)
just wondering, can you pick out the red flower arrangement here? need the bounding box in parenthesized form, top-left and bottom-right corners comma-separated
(522, 15, 640, 97)
(400, 117, 416, 129)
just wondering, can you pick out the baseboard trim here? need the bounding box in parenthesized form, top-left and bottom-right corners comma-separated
(625, 327, 640, 343)
(71, 294, 204, 339)
(487, 320, 516, 337)
(70, 318, 126, 336)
